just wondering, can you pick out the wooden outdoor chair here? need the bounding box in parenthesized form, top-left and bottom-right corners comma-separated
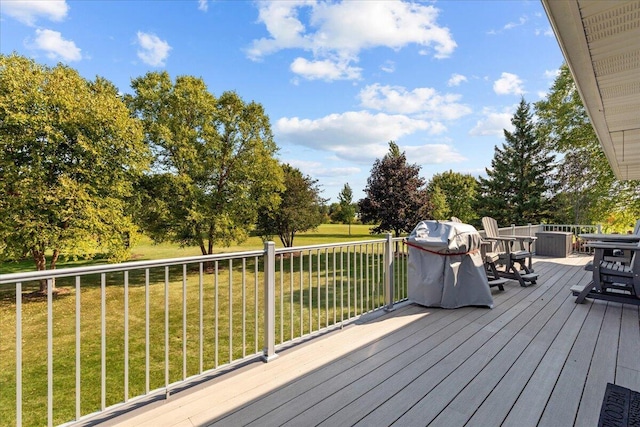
(617, 219, 640, 262)
(480, 241, 508, 291)
(572, 241, 640, 305)
(481, 216, 538, 287)
(598, 219, 640, 266)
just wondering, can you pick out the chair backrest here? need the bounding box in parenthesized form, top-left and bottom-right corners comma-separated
(481, 217, 500, 239)
(450, 216, 462, 223)
(481, 216, 503, 253)
(634, 219, 640, 235)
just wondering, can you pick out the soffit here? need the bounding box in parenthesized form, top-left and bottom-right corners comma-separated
(542, 0, 640, 180)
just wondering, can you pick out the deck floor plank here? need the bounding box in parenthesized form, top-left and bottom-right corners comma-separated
(500, 294, 599, 426)
(465, 266, 591, 426)
(102, 256, 640, 427)
(418, 261, 587, 426)
(539, 300, 619, 426)
(208, 304, 473, 426)
(571, 302, 621, 427)
(344, 261, 574, 427)
(281, 270, 556, 426)
(616, 304, 640, 390)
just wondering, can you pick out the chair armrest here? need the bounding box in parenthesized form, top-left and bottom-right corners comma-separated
(484, 236, 516, 242)
(483, 236, 517, 254)
(513, 235, 537, 242)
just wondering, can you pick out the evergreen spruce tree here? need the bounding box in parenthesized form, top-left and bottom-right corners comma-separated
(477, 98, 554, 225)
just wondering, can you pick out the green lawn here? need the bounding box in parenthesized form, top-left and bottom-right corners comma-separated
(0, 223, 385, 275)
(0, 223, 401, 426)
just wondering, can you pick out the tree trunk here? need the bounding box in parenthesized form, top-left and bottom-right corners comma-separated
(32, 247, 56, 294)
(195, 225, 207, 256)
(348, 221, 351, 236)
(50, 249, 60, 269)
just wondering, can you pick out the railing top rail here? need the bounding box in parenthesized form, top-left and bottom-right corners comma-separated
(0, 249, 264, 284)
(541, 224, 598, 228)
(0, 238, 395, 284)
(274, 238, 387, 254)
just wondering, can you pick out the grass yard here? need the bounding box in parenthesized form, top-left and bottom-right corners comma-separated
(0, 224, 401, 426)
(0, 223, 384, 275)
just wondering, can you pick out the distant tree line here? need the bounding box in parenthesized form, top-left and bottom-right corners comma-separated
(2, 54, 639, 291)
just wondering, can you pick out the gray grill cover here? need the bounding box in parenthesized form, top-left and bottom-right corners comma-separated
(406, 220, 493, 308)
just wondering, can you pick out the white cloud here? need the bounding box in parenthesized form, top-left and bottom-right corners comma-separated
(32, 29, 81, 61)
(447, 73, 467, 87)
(503, 16, 527, 30)
(535, 26, 555, 37)
(544, 69, 560, 79)
(275, 110, 447, 163)
(488, 15, 528, 35)
(136, 32, 171, 67)
(290, 57, 361, 81)
(246, 1, 312, 60)
(469, 107, 515, 137)
(284, 159, 361, 178)
(247, 1, 456, 81)
(1, 0, 68, 26)
(358, 84, 472, 120)
(198, 0, 208, 12)
(493, 72, 525, 95)
(380, 60, 395, 73)
(403, 144, 466, 164)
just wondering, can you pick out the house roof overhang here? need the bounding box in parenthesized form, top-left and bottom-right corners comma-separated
(541, 0, 640, 180)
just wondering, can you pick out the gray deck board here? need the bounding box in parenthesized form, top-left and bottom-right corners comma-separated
(353, 262, 572, 427)
(616, 304, 640, 390)
(305, 265, 554, 426)
(466, 272, 590, 426)
(424, 260, 587, 426)
(538, 298, 611, 426)
(105, 255, 640, 427)
(572, 303, 621, 426)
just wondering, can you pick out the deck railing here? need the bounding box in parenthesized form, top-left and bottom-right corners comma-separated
(0, 223, 601, 426)
(478, 223, 602, 254)
(0, 235, 408, 426)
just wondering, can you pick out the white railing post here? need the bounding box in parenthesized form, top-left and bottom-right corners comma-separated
(263, 241, 278, 362)
(384, 233, 395, 311)
(16, 283, 22, 427)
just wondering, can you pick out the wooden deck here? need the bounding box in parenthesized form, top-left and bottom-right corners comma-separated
(105, 255, 640, 427)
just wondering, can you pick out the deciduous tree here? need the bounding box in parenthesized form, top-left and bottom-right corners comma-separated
(128, 72, 283, 254)
(337, 183, 356, 235)
(535, 64, 640, 227)
(256, 164, 325, 247)
(359, 141, 432, 237)
(0, 54, 149, 291)
(427, 185, 449, 221)
(428, 170, 478, 224)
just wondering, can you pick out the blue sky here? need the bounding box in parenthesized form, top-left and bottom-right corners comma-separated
(0, 0, 565, 203)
